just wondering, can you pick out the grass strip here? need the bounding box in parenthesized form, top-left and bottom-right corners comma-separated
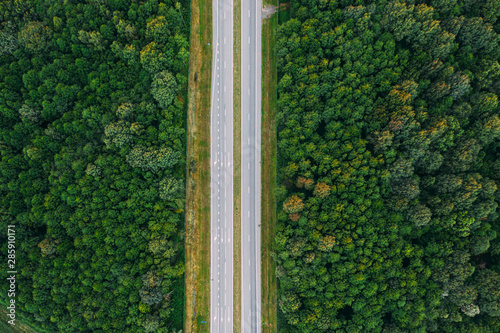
(261, 4, 278, 333)
(233, 0, 242, 331)
(184, 0, 212, 331)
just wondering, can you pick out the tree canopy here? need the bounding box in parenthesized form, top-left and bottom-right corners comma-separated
(275, 0, 500, 332)
(0, 0, 189, 331)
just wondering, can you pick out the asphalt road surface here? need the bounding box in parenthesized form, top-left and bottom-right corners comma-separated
(241, 0, 262, 332)
(210, 0, 233, 331)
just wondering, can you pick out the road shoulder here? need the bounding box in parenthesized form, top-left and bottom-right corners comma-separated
(261, 2, 278, 332)
(184, 0, 212, 331)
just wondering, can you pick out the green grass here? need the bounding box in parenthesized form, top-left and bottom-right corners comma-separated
(233, 0, 242, 331)
(261, 4, 279, 333)
(184, 0, 212, 331)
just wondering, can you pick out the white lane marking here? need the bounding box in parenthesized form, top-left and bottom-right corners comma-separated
(248, 89, 250, 95)
(224, 61, 226, 68)
(248, 187, 250, 193)
(248, 36, 250, 44)
(224, 37, 226, 44)
(224, 85, 226, 92)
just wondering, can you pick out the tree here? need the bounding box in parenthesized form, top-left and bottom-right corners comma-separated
(151, 70, 178, 109)
(433, 250, 475, 293)
(142, 271, 163, 288)
(159, 177, 184, 200)
(476, 269, 500, 317)
(78, 30, 105, 51)
(371, 130, 394, 152)
(470, 236, 491, 255)
(407, 204, 432, 227)
(304, 178, 315, 190)
(456, 17, 497, 54)
(392, 178, 420, 201)
(447, 73, 470, 100)
(116, 103, 134, 119)
(122, 44, 140, 65)
(85, 164, 102, 178)
(143, 315, 160, 333)
(314, 182, 331, 199)
(104, 121, 133, 148)
(476, 115, 500, 145)
(296, 176, 314, 190)
(318, 235, 336, 252)
(146, 16, 170, 43)
(0, 1, 189, 331)
(139, 285, 163, 305)
(38, 238, 57, 257)
(279, 292, 301, 314)
(460, 303, 480, 317)
(283, 195, 304, 214)
(296, 176, 306, 188)
(148, 237, 175, 258)
(0, 29, 18, 55)
(126, 146, 180, 173)
(140, 42, 169, 74)
(390, 158, 413, 181)
(18, 21, 52, 53)
(19, 104, 41, 123)
(113, 16, 137, 40)
(448, 285, 478, 307)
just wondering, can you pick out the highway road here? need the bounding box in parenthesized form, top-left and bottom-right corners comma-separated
(241, 0, 262, 332)
(210, 0, 233, 331)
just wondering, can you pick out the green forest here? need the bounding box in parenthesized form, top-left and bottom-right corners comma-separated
(0, 0, 189, 332)
(275, 0, 500, 332)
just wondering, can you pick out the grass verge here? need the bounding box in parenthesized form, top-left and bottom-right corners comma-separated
(261, 4, 278, 333)
(0, 307, 41, 333)
(233, 0, 242, 331)
(184, 0, 212, 331)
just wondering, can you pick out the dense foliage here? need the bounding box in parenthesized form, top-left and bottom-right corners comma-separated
(0, 0, 189, 332)
(275, 0, 500, 332)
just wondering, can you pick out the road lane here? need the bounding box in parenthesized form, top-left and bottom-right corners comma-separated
(210, 0, 233, 331)
(241, 0, 262, 332)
